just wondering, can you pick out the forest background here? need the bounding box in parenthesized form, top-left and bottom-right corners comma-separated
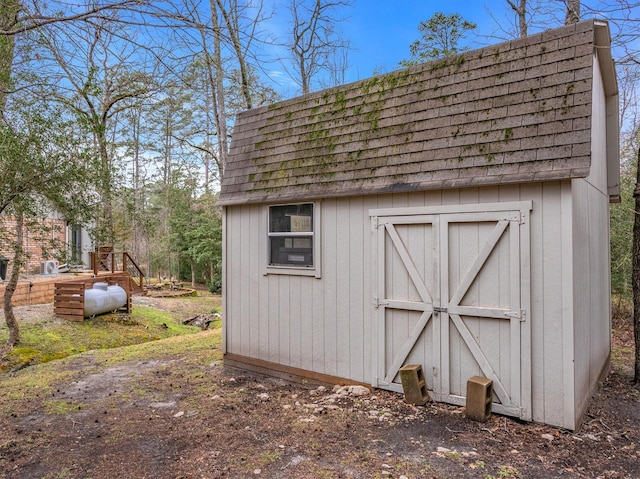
(0, 1, 639, 316)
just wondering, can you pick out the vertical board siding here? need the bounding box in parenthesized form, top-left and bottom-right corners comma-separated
(224, 181, 591, 428)
(349, 197, 366, 380)
(590, 51, 613, 391)
(520, 183, 546, 422)
(312, 266, 326, 372)
(239, 206, 251, 357)
(591, 188, 610, 369)
(250, 204, 262, 358)
(335, 197, 352, 378)
(267, 268, 279, 362)
(538, 182, 568, 426)
(560, 184, 576, 428)
(573, 180, 591, 420)
(289, 275, 301, 368)
(323, 199, 339, 376)
(299, 275, 314, 371)
(227, 205, 241, 355)
(571, 56, 612, 424)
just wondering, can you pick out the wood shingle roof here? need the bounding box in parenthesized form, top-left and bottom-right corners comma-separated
(219, 20, 615, 206)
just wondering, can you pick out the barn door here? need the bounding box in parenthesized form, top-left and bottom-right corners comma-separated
(371, 202, 531, 420)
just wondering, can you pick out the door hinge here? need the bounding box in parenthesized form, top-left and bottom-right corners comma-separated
(372, 217, 379, 229)
(504, 310, 525, 321)
(373, 297, 389, 309)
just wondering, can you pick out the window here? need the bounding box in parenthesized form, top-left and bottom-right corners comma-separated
(268, 203, 314, 268)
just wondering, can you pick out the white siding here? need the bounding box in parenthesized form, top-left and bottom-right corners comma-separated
(571, 53, 612, 426)
(223, 180, 596, 429)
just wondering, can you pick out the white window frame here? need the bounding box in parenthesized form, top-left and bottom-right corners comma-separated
(264, 202, 321, 278)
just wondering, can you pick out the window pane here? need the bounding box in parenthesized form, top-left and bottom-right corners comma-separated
(269, 204, 313, 233)
(270, 236, 313, 266)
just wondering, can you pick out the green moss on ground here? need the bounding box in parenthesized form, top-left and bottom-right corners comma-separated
(0, 303, 216, 372)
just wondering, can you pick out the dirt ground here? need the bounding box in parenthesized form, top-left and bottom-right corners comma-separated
(0, 296, 638, 479)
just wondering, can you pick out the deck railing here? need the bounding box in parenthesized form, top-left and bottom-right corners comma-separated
(90, 249, 145, 292)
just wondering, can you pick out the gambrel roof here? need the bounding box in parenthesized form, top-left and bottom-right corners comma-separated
(219, 20, 618, 206)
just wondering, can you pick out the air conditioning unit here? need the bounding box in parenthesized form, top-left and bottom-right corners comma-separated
(41, 260, 59, 275)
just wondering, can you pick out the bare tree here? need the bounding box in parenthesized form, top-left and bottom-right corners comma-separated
(166, 0, 278, 177)
(287, 0, 353, 95)
(213, 0, 264, 110)
(565, 0, 581, 24)
(209, 1, 229, 175)
(489, 1, 567, 41)
(0, 0, 19, 114)
(169, 0, 230, 178)
(0, 0, 144, 36)
(506, 0, 528, 37)
(37, 13, 157, 245)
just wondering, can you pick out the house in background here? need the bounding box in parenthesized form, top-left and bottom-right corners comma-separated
(66, 221, 94, 270)
(0, 212, 94, 276)
(218, 20, 619, 430)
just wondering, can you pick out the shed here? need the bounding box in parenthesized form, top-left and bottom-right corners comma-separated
(218, 20, 619, 430)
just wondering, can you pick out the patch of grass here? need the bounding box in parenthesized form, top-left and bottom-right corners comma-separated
(0, 330, 221, 415)
(0, 305, 205, 372)
(43, 399, 86, 415)
(259, 449, 282, 466)
(484, 465, 521, 479)
(94, 329, 221, 365)
(612, 344, 634, 372)
(0, 365, 78, 404)
(444, 450, 463, 460)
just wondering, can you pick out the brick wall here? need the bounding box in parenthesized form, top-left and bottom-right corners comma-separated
(0, 215, 67, 275)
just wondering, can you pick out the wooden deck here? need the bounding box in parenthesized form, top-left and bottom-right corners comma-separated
(0, 270, 140, 309)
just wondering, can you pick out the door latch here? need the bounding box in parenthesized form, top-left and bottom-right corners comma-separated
(434, 306, 448, 314)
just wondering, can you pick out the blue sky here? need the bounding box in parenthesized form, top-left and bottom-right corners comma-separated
(251, 0, 637, 113)
(309, 0, 636, 85)
(344, 0, 508, 80)
(264, 1, 531, 95)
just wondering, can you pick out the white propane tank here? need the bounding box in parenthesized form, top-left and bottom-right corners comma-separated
(83, 282, 127, 318)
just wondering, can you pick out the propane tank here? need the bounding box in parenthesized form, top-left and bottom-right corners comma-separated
(84, 282, 127, 318)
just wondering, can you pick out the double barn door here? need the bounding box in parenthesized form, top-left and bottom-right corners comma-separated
(371, 202, 532, 420)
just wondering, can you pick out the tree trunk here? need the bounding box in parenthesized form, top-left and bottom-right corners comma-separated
(565, 0, 580, 25)
(632, 148, 640, 384)
(210, 1, 229, 176)
(197, 25, 222, 179)
(215, 0, 253, 109)
(506, 0, 527, 37)
(97, 129, 114, 246)
(131, 109, 142, 261)
(1, 210, 23, 356)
